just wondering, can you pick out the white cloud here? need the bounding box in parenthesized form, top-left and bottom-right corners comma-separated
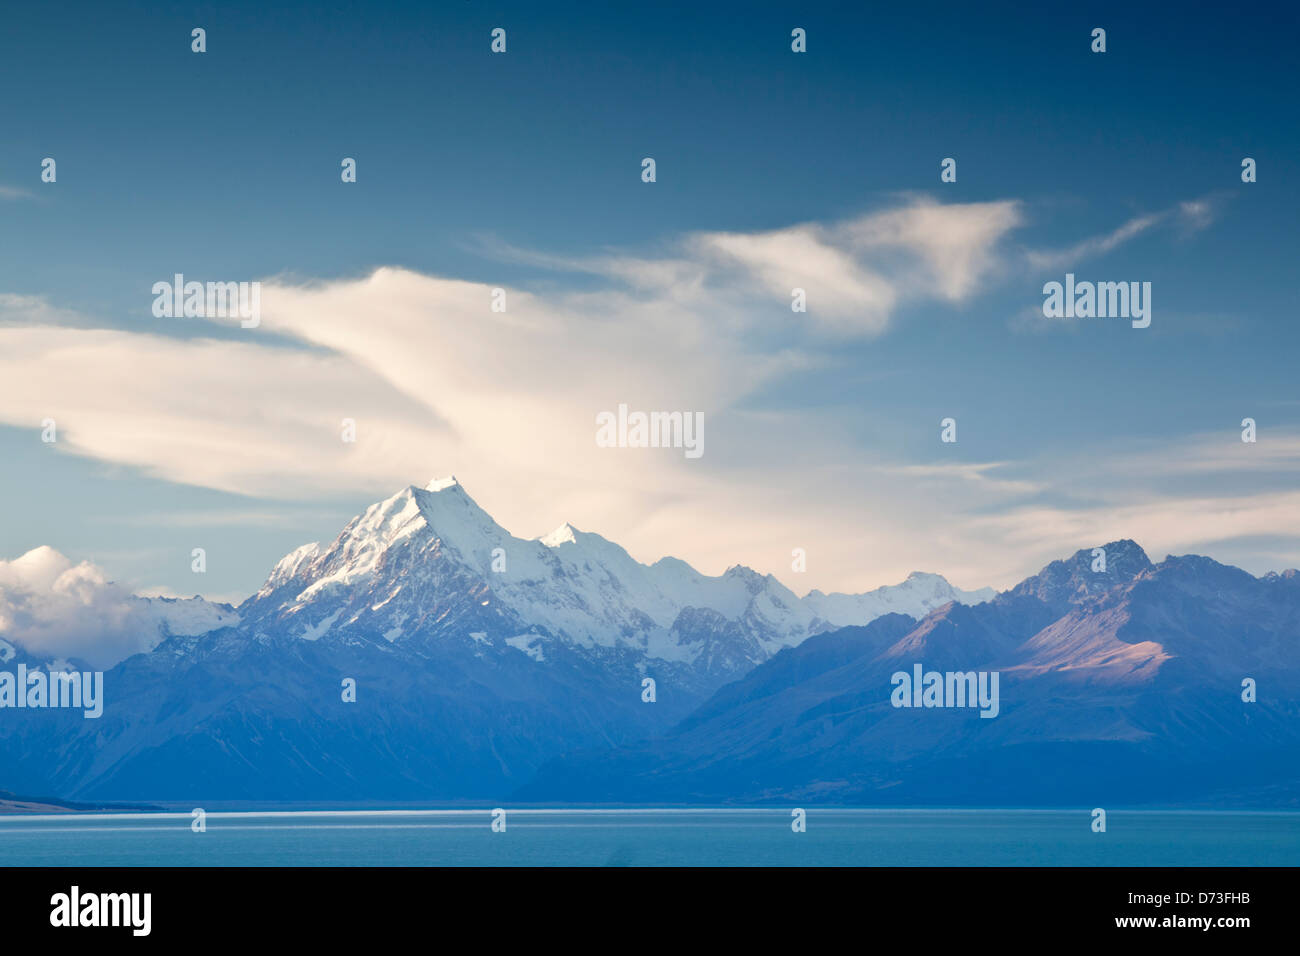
(1026, 213, 1162, 271)
(1025, 196, 1218, 272)
(1, 197, 1274, 598)
(0, 325, 454, 498)
(477, 197, 1025, 335)
(839, 197, 1024, 300)
(692, 225, 898, 332)
(0, 293, 94, 328)
(0, 547, 223, 668)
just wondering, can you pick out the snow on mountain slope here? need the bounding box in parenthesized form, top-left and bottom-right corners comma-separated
(239, 477, 994, 675)
(142, 595, 240, 637)
(804, 571, 995, 626)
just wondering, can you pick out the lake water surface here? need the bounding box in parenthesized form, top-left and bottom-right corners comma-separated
(1, 809, 1296, 866)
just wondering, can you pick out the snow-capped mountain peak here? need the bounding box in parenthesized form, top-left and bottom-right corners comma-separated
(539, 523, 579, 548)
(238, 479, 996, 679)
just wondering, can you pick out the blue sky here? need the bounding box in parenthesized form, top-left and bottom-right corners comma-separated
(1, 0, 1298, 602)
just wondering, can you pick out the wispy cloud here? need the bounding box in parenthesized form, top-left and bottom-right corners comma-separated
(1025, 196, 1220, 272)
(839, 197, 1025, 300)
(476, 197, 1025, 336)
(0, 196, 1266, 594)
(0, 294, 96, 328)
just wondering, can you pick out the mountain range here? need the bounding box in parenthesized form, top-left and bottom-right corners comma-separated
(519, 540, 1300, 807)
(1, 478, 1296, 807)
(0, 478, 990, 802)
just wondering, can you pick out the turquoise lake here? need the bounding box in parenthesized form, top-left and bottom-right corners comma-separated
(1, 809, 1297, 866)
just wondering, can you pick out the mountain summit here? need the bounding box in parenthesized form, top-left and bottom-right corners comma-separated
(238, 478, 993, 682)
